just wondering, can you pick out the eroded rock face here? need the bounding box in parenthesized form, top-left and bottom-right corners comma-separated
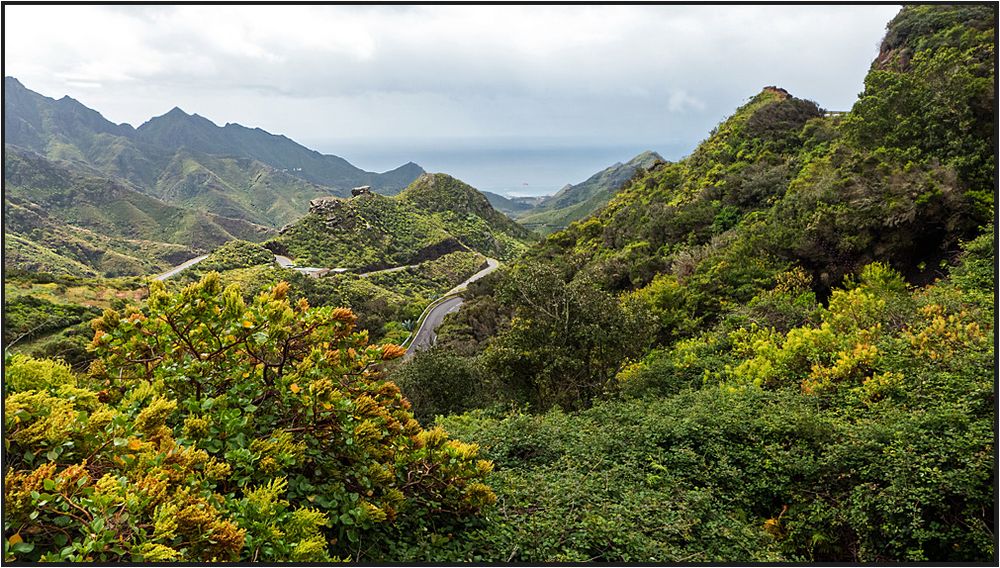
(351, 185, 372, 197)
(762, 86, 791, 99)
(309, 196, 343, 214)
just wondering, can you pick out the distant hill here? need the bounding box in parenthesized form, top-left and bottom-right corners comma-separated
(517, 151, 664, 234)
(134, 106, 425, 195)
(3, 77, 425, 227)
(270, 173, 531, 271)
(4, 145, 272, 277)
(482, 191, 547, 217)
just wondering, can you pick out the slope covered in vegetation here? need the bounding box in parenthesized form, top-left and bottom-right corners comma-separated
(270, 173, 530, 270)
(517, 150, 664, 234)
(385, 5, 996, 561)
(4, 146, 272, 277)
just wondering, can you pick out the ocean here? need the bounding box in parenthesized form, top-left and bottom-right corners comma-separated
(308, 140, 690, 198)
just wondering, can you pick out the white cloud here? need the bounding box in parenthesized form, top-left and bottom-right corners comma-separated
(4, 4, 901, 163)
(667, 91, 706, 113)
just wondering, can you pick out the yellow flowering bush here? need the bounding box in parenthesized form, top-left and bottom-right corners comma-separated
(4, 273, 494, 562)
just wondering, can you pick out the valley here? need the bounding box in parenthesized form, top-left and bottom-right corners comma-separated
(2, 4, 995, 564)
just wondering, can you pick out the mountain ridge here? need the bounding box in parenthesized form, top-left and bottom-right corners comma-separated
(3, 77, 426, 226)
(517, 150, 664, 233)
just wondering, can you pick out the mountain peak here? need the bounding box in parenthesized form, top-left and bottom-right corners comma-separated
(400, 172, 528, 237)
(761, 86, 792, 99)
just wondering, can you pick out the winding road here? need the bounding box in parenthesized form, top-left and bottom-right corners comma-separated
(152, 251, 500, 356)
(152, 254, 210, 281)
(406, 296, 465, 355)
(404, 257, 500, 357)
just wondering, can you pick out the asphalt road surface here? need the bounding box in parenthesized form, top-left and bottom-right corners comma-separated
(404, 257, 501, 357)
(406, 296, 465, 357)
(274, 254, 295, 268)
(152, 254, 209, 281)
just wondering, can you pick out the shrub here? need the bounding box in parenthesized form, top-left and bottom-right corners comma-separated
(4, 273, 495, 562)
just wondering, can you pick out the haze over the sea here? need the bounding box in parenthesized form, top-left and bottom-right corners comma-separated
(5, 4, 900, 193)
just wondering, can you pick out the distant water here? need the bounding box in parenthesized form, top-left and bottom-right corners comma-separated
(309, 140, 688, 198)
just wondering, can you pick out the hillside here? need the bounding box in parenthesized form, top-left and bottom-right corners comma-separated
(3, 77, 425, 227)
(388, 5, 995, 562)
(4, 146, 272, 277)
(517, 150, 664, 233)
(270, 173, 530, 270)
(482, 191, 545, 217)
(134, 107, 425, 195)
(2, 5, 994, 564)
(399, 173, 532, 240)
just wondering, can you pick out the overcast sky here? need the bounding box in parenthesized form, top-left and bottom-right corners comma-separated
(4, 4, 901, 194)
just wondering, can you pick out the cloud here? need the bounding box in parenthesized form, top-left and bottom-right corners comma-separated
(4, 4, 901, 156)
(667, 91, 706, 113)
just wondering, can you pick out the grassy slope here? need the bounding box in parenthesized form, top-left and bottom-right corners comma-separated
(4, 146, 274, 277)
(272, 173, 531, 270)
(517, 151, 663, 234)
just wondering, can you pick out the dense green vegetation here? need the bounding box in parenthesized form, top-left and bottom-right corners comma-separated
(197, 240, 276, 273)
(3, 296, 100, 347)
(3, 272, 149, 370)
(517, 150, 663, 234)
(365, 251, 486, 303)
(3, 5, 995, 563)
(271, 173, 529, 270)
(3, 276, 494, 562)
(394, 226, 995, 563)
(384, 5, 996, 562)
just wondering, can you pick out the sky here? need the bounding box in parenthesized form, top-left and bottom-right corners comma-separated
(4, 4, 901, 196)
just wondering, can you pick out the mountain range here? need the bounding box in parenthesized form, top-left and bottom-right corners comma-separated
(4, 77, 425, 226)
(3, 77, 429, 277)
(516, 150, 664, 233)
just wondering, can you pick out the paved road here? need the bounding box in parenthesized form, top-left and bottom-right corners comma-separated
(444, 257, 499, 296)
(274, 254, 295, 268)
(406, 296, 465, 357)
(404, 257, 500, 357)
(152, 255, 209, 281)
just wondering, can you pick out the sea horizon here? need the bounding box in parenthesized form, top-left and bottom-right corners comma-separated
(305, 139, 692, 197)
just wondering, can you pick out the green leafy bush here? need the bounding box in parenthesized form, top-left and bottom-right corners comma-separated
(4, 274, 495, 562)
(196, 240, 275, 272)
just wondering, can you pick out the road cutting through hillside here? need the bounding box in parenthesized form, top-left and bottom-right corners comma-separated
(154, 251, 500, 356)
(404, 257, 499, 357)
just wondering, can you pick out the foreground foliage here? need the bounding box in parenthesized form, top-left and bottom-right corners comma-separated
(4, 274, 494, 562)
(384, 6, 995, 562)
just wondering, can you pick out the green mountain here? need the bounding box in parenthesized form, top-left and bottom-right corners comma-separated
(3, 77, 425, 227)
(134, 106, 425, 195)
(389, 6, 995, 562)
(517, 150, 664, 233)
(270, 173, 531, 270)
(145, 147, 338, 227)
(482, 191, 546, 217)
(4, 145, 272, 277)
